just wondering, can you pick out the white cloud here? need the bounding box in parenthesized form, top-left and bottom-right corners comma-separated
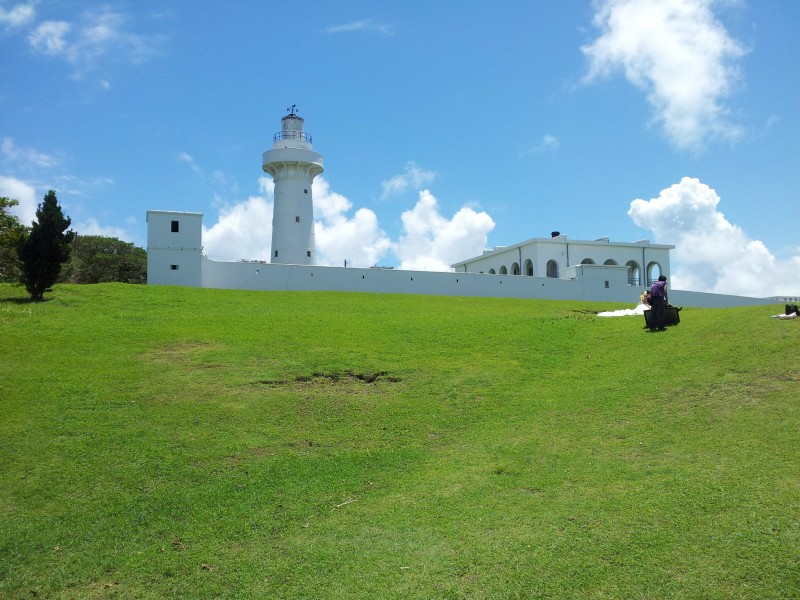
(628, 177, 800, 297)
(27, 7, 162, 77)
(0, 175, 37, 225)
(201, 176, 391, 266)
(313, 177, 391, 267)
(394, 189, 495, 272)
(381, 161, 436, 200)
(177, 151, 203, 175)
(202, 183, 275, 262)
(2, 137, 59, 168)
(74, 217, 133, 241)
(582, 0, 746, 151)
(198, 176, 495, 272)
(540, 135, 560, 151)
(28, 20, 71, 54)
(523, 134, 560, 156)
(0, 2, 35, 29)
(325, 19, 393, 35)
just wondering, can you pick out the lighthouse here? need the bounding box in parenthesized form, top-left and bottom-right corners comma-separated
(262, 107, 324, 265)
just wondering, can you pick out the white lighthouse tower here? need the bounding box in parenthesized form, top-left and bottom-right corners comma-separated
(262, 106, 323, 265)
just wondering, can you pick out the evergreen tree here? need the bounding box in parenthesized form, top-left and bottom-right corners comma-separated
(0, 197, 27, 283)
(17, 190, 75, 301)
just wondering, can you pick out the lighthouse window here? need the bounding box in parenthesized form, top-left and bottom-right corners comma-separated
(307, 250, 311, 257)
(274, 250, 279, 258)
(171, 220, 179, 233)
(170, 264, 179, 270)
(304, 189, 308, 194)
(295, 216, 300, 223)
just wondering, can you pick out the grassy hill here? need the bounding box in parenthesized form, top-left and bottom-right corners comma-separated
(1, 283, 797, 599)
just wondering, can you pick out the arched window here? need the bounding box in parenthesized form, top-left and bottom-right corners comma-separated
(603, 259, 618, 266)
(581, 258, 596, 265)
(626, 260, 641, 286)
(524, 259, 534, 276)
(489, 268, 496, 275)
(646, 262, 662, 286)
(512, 262, 520, 275)
(546, 260, 559, 278)
(499, 265, 508, 275)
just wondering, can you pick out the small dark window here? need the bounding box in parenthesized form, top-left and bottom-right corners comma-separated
(274, 250, 278, 258)
(307, 250, 311, 257)
(295, 216, 300, 223)
(304, 189, 308, 194)
(170, 264, 179, 270)
(171, 220, 179, 233)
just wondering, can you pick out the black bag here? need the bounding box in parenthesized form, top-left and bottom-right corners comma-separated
(787, 304, 800, 315)
(644, 306, 681, 328)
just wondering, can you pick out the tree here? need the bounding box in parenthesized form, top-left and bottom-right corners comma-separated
(17, 190, 75, 301)
(0, 197, 28, 284)
(65, 235, 147, 284)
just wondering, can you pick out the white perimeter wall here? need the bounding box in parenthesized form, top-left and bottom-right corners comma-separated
(193, 258, 776, 308)
(201, 258, 639, 302)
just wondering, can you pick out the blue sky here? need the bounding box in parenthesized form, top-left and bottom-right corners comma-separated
(1, 0, 798, 295)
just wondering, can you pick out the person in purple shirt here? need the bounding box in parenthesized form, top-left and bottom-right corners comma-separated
(650, 275, 668, 332)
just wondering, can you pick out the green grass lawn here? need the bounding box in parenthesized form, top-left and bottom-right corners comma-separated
(1, 283, 798, 599)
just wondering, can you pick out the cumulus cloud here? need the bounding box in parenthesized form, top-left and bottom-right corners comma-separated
(202, 178, 274, 262)
(628, 177, 800, 297)
(582, 0, 746, 151)
(0, 175, 37, 225)
(199, 175, 495, 272)
(201, 176, 391, 265)
(380, 161, 436, 200)
(313, 177, 391, 267)
(394, 189, 495, 272)
(0, 2, 35, 30)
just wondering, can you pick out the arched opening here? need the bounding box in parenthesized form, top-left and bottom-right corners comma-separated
(499, 265, 508, 275)
(603, 259, 618, 266)
(581, 258, 596, 265)
(647, 262, 662, 287)
(488, 268, 496, 275)
(546, 260, 559, 278)
(524, 259, 534, 276)
(626, 260, 641, 286)
(511, 262, 520, 275)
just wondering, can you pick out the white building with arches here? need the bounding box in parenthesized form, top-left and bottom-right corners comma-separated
(451, 232, 673, 289)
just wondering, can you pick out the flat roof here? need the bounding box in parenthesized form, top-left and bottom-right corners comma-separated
(452, 235, 675, 267)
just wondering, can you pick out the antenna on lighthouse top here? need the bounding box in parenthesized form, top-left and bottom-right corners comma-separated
(286, 104, 298, 116)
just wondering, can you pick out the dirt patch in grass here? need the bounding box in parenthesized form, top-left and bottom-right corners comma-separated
(253, 371, 401, 387)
